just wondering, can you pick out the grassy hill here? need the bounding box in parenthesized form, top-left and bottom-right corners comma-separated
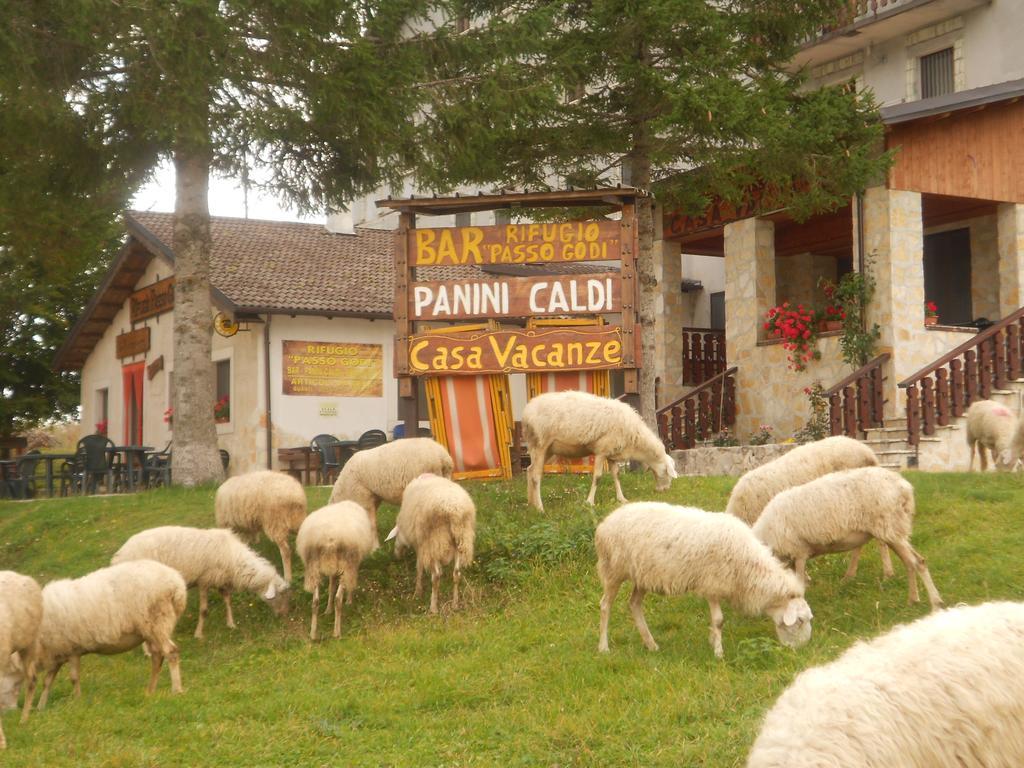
(1, 471, 1022, 766)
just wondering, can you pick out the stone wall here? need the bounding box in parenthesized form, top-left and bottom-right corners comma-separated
(672, 442, 797, 477)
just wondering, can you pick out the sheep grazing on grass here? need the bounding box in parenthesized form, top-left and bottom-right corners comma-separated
(726, 435, 891, 580)
(111, 526, 290, 639)
(328, 438, 453, 546)
(296, 501, 376, 640)
(965, 399, 1024, 471)
(522, 390, 678, 512)
(595, 502, 813, 658)
(21, 560, 186, 718)
(752, 467, 943, 610)
(214, 470, 307, 582)
(747, 601, 1024, 767)
(386, 473, 476, 614)
(0, 572, 42, 748)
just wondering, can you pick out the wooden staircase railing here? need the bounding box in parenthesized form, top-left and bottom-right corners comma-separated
(682, 328, 726, 386)
(824, 353, 890, 438)
(657, 367, 738, 450)
(898, 308, 1024, 446)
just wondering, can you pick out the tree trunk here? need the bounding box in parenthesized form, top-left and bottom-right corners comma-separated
(630, 144, 657, 430)
(170, 142, 224, 486)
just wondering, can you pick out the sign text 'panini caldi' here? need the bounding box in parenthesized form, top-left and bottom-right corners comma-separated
(412, 221, 621, 265)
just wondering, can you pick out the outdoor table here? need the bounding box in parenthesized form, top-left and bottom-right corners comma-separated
(278, 446, 320, 485)
(333, 440, 359, 469)
(111, 446, 154, 492)
(41, 453, 76, 497)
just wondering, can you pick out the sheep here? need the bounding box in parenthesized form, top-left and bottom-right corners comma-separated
(296, 501, 376, 640)
(965, 399, 1024, 471)
(386, 473, 476, 614)
(751, 466, 943, 610)
(521, 390, 678, 512)
(726, 435, 891, 580)
(328, 437, 454, 545)
(747, 601, 1024, 767)
(111, 526, 290, 639)
(595, 502, 813, 658)
(214, 470, 307, 582)
(22, 560, 186, 717)
(0, 572, 42, 748)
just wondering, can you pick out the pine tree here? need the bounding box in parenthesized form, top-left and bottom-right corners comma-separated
(417, 0, 888, 426)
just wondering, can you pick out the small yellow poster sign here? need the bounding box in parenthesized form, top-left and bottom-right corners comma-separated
(282, 340, 383, 397)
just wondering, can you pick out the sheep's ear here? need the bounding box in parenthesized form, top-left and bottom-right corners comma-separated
(783, 600, 799, 627)
(385, 526, 399, 543)
(264, 583, 277, 600)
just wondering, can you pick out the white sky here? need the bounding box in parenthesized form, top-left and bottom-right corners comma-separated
(131, 160, 322, 224)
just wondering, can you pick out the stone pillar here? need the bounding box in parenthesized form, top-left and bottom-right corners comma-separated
(653, 211, 685, 405)
(863, 186, 924, 415)
(725, 217, 775, 437)
(970, 215, 999, 321)
(998, 203, 1024, 318)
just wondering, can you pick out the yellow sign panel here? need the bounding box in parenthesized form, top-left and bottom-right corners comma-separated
(412, 221, 622, 265)
(282, 340, 383, 397)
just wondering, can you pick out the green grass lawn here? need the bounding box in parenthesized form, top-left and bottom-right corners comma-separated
(1, 470, 1023, 766)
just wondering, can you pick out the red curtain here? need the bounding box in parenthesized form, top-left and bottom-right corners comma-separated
(121, 363, 145, 445)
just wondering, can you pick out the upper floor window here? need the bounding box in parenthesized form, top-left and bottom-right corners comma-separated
(215, 359, 231, 424)
(920, 47, 954, 99)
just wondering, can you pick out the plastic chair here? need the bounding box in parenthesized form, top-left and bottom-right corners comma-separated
(219, 449, 230, 472)
(7, 451, 42, 499)
(61, 435, 118, 495)
(310, 434, 341, 484)
(144, 442, 172, 488)
(356, 429, 388, 451)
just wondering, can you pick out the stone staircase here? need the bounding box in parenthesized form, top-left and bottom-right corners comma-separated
(862, 382, 1024, 470)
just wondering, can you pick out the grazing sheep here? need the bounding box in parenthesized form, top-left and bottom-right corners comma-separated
(726, 435, 890, 580)
(595, 502, 813, 658)
(22, 560, 186, 717)
(965, 399, 1023, 471)
(522, 390, 678, 512)
(747, 601, 1024, 767)
(386, 473, 476, 614)
(752, 467, 943, 610)
(214, 470, 307, 582)
(0, 572, 42, 748)
(296, 501, 376, 640)
(111, 526, 290, 639)
(328, 438, 454, 545)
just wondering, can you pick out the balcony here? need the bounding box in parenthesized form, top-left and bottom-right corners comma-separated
(794, 0, 989, 69)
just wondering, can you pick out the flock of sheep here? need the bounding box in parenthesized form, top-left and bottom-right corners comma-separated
(0, 390, 1022, 765)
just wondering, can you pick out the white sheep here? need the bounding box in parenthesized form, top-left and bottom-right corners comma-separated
(386, 473, 476, 614)
(111, 526, 290, 639)
(22, 560, 186, 716)
(595, 502, 813, 658)
(726, 435, 890, 580)
(747, 601, 1024, 767)
(752, 466, 943, 610)
(214, 470, 307, 582)
(296, 501, 376, 640)
(522, 390, 678, 512)
(0, 572, 42, 748)
(965, 399, 1024, 471)
(328, 438, 454, 545)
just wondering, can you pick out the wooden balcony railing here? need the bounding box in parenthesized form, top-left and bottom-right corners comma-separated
(824, 353, 890, 438)
(812, 0, 905, 39)
(682, 328, 726, 386)
(898, 308, 1024, 446)
(657, 367, 738, 450)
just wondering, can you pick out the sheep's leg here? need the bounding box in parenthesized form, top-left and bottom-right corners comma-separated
(333, 579, 344, 638)
(842, 547, 862, 581)
(69, 656, 81, 699)
(586, 457, 604, 506)
(165, 641, 183, 694)
(628, 586, 659, 651)
(609, 460, 627, 503)
(888, 540, 944, 610)
(325, 575, 336, 614)
(598, 579, 622, 652)
(979, 444, 989, 472)
(37, 664, 62, 710)
(19, 658, 38, 724)
(707, 599, 725, 659)
(967, 439, 977, 471)
(452, 555, 461, 610)
(368, 501, 381, 548)
(430, 563, 442, 614)
(414, 558, 424, 599)
(878, 542, 895, 578)
(220, 588, 236, 629)
(147, 645, 164, 695)
(795, 557, 810, 585)
(310, 582, 320, 641)
(277, 538, 293, 583)
(528, 447, 547, 511)
(195, 586, 209, 639)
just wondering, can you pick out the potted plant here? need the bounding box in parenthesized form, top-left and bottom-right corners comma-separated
(95, 419, 108, 437)
(764, 302, 820, 372)
(817, 281, 845, 332)
(214, 394, 230, 423)
(163, 407, 173, 429)
(820, 264, 881, 369)
(925, 301, 939, 326)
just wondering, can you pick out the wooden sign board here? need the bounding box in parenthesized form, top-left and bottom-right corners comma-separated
(411, 272, 620, 320)
(412, 221, 621, 266)
(146, 354, 164, 380)
(408, 325, 639, 376)
(130, 277, 175, 323)
(282, 340, 383, 397)
(116, 327, 150, 359)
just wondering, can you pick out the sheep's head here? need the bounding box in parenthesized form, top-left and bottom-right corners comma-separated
(768, 597, 813, 649)
(652, 454, 678, 491)
(262, 576, 291, 617)
(386, 525, 409, 558)
(0, 654, 24, 710)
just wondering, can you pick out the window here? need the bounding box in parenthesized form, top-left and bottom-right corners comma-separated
(924, 229, 972, 326)
(215, 359, 231, 423)
(95, 388, 108, 435)
(455, 212, 472, 228)
(920, 48, 954, 99)
(709, 291, 725, 331)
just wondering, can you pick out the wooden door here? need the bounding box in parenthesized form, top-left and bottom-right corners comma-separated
(121, 362, 145, 445)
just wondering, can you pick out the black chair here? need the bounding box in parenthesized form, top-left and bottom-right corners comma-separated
(356, 429, 388, 451)
(144, 442, 172, 488)
(310, 434, 341, 484)
(7, 451, 42, 500)
(219, 449, 230, 472)
(61, 435, 118, 495)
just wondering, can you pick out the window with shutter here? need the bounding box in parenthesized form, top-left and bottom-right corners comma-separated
(920, 48, 954, 99)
